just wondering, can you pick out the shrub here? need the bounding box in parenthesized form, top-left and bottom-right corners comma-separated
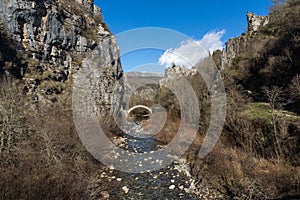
(0, 82, 117, 199)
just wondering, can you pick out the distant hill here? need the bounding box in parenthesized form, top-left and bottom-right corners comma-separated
(125, 71, 164, 88)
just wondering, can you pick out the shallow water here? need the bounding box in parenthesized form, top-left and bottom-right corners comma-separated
(107, 122, 199, 199)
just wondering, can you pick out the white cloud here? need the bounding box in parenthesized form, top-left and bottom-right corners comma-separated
(158, 30, 225, 68)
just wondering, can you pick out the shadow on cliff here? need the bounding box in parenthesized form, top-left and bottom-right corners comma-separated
(0, 19, 26, 80)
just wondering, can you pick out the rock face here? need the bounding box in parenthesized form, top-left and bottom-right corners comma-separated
(161, 66, 198, 83)
(0, 0, 123, 115)
(221, 35, 248, 69)
(0, 0, 102, 66)
(247, 12, 269, 32)
(221, 12, 269, 69)
(73, 35, 123, 116)
(76, 0, 94, 13)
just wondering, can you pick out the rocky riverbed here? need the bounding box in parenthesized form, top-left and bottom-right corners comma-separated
(95, 122, 223, 199)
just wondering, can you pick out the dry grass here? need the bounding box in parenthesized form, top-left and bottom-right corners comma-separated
(0, 82, 118, 199)
(190, 144, 300, 199)
(154, 113, 180, 144)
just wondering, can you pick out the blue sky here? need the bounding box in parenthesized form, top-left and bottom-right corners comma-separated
(95, 0, 272, 72)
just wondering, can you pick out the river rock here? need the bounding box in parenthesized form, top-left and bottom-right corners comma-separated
(122, 186, 129, 194)
(169, 185, 176, 190)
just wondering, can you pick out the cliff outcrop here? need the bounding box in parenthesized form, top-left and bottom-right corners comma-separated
(0, 0, 123, 115)
(220, 12, 269, 70)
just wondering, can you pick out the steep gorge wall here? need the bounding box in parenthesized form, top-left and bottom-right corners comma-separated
(0, 0, 98, 66)
(221, 12, 269, 69)
(0, 0, 123, 115)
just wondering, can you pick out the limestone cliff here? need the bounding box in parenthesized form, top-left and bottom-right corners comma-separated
(221, 12, 269, 69)
(218, 5, 300, 101)
(0, 0, 123, 115)
(162, 66, 198, 81)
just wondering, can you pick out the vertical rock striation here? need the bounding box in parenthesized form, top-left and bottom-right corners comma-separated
(0, 0, 123, 115)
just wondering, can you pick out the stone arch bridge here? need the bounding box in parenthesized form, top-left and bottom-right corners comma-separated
(125, 105, 152, 118)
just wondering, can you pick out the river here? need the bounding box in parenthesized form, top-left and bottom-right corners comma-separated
(96, 121, 222, 199)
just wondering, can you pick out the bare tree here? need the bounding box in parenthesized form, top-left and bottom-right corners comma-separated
(263, 86, 284, 159)
(0, 81, 27, 152)
(290, 74, 300, 98)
